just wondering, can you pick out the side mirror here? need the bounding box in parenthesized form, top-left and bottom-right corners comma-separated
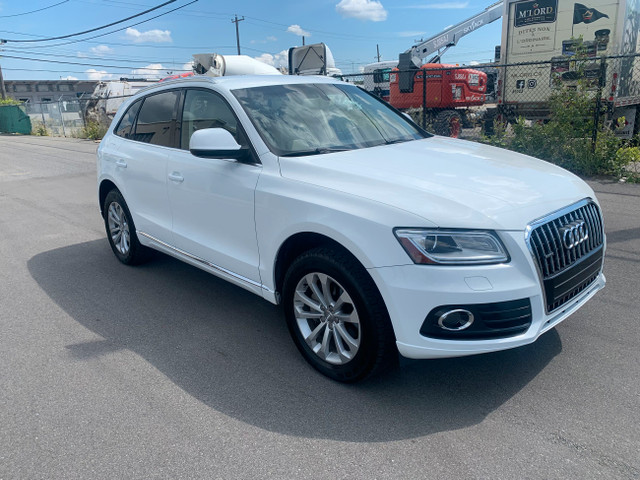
(189, 128, 250, 161)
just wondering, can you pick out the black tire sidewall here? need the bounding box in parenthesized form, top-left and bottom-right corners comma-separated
(282, 249, 389, 382)
(435, 110, 462, 137)
(103, 189, 143, 265)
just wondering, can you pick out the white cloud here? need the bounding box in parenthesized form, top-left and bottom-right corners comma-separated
(182, 61, 194, 73)
(251, 35, 278, 45)
(90, 45, 114, 56)
(336, 0, 387, 21)
(403, 2, 469, 9)
(130, 63, 169, 79)
(85, 69, 114, 81)
(469, 60, 480, 65)
(124, 27, 172, 43)
(398, 31, 426, 38)
(60, 76, 78, 80)
(254, 50, 289, 69)
(287, 24, 310, 37)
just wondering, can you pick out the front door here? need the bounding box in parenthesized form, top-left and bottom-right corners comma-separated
(167, 88, 262, 284)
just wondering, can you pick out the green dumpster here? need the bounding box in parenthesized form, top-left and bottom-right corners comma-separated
(0, 105, 32, 135)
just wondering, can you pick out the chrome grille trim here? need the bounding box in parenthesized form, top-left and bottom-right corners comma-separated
(525, 199, 604, 313)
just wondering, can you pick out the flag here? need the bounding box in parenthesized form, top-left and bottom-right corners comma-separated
(573, 3, 609, 24)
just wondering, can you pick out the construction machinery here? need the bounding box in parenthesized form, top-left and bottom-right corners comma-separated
(386, 2, 503, 136)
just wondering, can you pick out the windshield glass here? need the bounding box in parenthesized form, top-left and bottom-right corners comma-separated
(232, 83, 428, 156)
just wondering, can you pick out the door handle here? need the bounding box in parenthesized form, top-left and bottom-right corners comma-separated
(168, 172, 184, 183)
(115, 160, 127, 168)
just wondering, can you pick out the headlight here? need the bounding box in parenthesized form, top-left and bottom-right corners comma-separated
(394, 229, 509, 265)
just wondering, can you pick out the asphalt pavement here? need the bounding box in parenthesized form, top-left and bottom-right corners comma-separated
(0, 135, 638, 479)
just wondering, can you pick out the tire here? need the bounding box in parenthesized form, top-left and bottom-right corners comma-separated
(282, 247, 396, 382)
(103, 189, 149, 265)
(482, 108, 498, 136)
(434, 110, 463, 138)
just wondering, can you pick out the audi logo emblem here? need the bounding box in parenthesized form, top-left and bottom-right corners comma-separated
(560, 220, 589, 249)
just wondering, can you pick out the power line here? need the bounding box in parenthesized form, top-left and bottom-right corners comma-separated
(1, 48, 191, 66)
(0, 67, 171, 77)
(1, 0, 198, 49)
(1, 1, 176, 43)
(70, 0, 396, 42)
(0, 1, 70, 18)
(0, 54, 191, 71)
(1, 31, 232, 52)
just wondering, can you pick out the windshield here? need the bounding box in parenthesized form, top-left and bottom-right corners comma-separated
(232, 83, 428, 156)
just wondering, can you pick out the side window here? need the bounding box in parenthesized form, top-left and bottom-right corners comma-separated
(132, 90, 180, 147)
(114, 99, 142, 139)
(180, 89, 245, 150)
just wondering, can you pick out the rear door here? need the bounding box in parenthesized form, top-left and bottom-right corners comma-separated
(113, 89, 180, 244)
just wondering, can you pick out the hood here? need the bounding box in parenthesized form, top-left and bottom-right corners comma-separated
(278, 137, 595, 230)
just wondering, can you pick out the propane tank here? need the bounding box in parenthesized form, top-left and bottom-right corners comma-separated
(192, 53, 282, 76)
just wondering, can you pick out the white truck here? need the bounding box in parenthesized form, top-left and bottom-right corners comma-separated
(497, 0, 640, 136)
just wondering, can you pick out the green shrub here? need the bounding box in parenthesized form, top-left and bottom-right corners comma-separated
(614, 146, 640, 181)
(31, 122, 50, 136)
(483, 70, 627, 177)
(0, 98, 21, 106)
(481, 38, 638, 179)
(76, 121, 108, 140)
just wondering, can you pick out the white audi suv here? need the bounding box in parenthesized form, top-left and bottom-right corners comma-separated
(97, 74, 605, 381)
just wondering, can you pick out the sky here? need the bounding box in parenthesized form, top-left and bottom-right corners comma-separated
(0, 0, 504, 81)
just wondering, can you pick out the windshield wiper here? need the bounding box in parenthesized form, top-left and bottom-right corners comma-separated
(384, 138, 409, 145)
(280, 147, 352, 157)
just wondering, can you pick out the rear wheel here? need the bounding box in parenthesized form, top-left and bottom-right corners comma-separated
(282, 247, 396, 382)
(434, 110, 462, 138)
(103, 189, 149, 265)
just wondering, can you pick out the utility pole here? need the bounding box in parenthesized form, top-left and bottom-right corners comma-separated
(0, 65, 6, 100)
(302, 36, 305, 46)
(376, 44, 381, 62)
(0, 40, 7, 100)
(231, 15, 245, 55)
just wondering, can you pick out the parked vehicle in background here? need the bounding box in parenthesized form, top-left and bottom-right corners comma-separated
(83, 78, 154, 127)
(363, 60, 399, 101)
(97, 73, 606, 382)
(389, 64, 488, 137)
(385, 2, 503, 136)
(288, 43, 342, 76)
(497, 0, 640, 137)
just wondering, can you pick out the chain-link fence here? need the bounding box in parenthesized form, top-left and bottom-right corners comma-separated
(2, 54, 639, 148)
(0, 95, 131, 138)
(338, 52, 640, 142)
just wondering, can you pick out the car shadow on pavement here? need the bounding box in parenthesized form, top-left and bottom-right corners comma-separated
(28, 239, 562, 442)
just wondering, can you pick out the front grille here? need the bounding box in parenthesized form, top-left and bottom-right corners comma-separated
(421, 298, 532, 340)
(527, 200, 604, 312)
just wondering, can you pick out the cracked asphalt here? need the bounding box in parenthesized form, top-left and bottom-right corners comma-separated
(1, 135, 638, 479)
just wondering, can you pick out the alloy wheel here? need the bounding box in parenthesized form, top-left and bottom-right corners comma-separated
(107, 202, 130, 255)
(293, 272, 361, 365)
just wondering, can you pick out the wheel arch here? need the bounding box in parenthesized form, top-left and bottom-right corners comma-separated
(99, 179, 119, 217)
(273, 232, 373, 304)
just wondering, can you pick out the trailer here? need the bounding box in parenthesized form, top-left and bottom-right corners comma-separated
(497, 0, 640, 136)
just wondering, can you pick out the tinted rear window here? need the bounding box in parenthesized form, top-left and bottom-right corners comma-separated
(114, 99, 142, 139)
(132, 90, 180, 147)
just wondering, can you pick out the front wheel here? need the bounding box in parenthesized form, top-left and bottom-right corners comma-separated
(434, 110, 463, 138)
(103, 189, 149, 265)
(282, 248, 396, 382)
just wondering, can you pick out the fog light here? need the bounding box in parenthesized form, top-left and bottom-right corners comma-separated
(437, 309, 474, 331)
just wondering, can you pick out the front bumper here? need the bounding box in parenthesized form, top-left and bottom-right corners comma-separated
(368, 230, 606, 359)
